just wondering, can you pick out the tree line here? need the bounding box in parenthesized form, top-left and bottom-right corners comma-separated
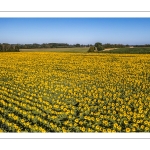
(0, 43, 19, 52)
(16, 43, 90, 49)
(1, 42, 150, 52)
(134, 44, 150, 47)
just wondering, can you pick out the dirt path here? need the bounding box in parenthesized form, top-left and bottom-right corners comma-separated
(102, 48, 118, 51)
(103, 47, 134, 51)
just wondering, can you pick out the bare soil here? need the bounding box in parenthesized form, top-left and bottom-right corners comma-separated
(102, 48, 118, 51)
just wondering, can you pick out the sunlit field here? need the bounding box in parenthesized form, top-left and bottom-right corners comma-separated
(20, 47, 89, 53)
(0, 52, 150, 132)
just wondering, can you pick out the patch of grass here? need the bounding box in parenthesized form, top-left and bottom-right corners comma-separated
(20, 47, 89, 53)
(100, 47, 150, 54)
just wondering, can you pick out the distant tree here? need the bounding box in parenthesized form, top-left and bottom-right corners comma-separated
(97, 45, 104, 51)
(75, 44, 80, 47)
(15, 45, 20, 52)
(95, 42, 102, 47)
(95, 42, 104, 51)
(0, 44, 2, 52)
(103, 43, 114, 49)
(88, 46, 95, 52)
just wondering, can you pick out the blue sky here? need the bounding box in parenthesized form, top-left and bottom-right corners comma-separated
(0, 18, 150, 45)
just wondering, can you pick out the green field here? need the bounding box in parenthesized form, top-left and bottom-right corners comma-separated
(20, 47, 89, 53)
(20, 47, 150, 54)
(101, 47, 150, 54)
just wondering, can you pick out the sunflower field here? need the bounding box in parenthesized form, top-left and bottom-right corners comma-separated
(0, 52, 150, 132)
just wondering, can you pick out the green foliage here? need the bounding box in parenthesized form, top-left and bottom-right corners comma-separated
(104, 44, 126, 49)
(88, 46, 95, 52)
(97, 45, 104, 51)
(95, 42, 102, 47)
(94, 42, 104, 51)
(75, 44, 80, 47)
(0, 44, 20, 52)
(101, 47, 150, 54)
(17, 43, 89, 49)
(87, 43, 104, 52)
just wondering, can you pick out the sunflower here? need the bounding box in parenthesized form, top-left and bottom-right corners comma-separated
(126, 128, 131, 132)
